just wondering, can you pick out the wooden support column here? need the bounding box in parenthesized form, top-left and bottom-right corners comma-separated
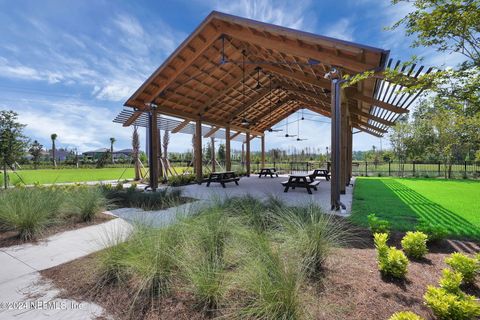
(246, 132, 251, 176)
(347, 124, 353, 184)
(211, 136, 216, 172)
(340, 103, 348, 194)
(148, 107, 159, 190)
(261, 135, 266, 168)
(194, 119, 203, 183)
(330, 79, 342, 210)
(225, 126, 231, 171)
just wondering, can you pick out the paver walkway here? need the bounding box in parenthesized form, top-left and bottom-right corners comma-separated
(0, 217, 131, 320)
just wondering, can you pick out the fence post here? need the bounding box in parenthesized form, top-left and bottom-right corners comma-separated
(388, 161, 391, 176)
(365, 161, 368, 176)
(413, 160, 416, 175)
(438, 162, 441, 177)
(464, 161, 467, 176)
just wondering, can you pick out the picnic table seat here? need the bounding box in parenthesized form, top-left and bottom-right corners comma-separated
(206, 171, 239, 188)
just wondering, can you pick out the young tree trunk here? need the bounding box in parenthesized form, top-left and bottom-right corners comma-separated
(3, 162, 7, 189)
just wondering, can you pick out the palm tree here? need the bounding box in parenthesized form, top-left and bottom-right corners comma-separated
(132, 127, 140, 180)
(50, 133, 57, 168)
(110, 137, 116, 163)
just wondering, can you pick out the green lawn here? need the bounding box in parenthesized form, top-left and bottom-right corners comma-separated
(350, 177, 480, 240)
(0, 167, 193, 185)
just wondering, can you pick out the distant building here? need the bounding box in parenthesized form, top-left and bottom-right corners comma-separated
(82, 148, 133, 161)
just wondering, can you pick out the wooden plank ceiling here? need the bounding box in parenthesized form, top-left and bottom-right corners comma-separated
(124, 11, 413, 138)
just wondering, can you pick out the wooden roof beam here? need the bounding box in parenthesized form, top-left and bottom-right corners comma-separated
(255, 104, 301, 132)
(261, 64, 330, 90)
(145, 28, 222, 104)
(204, 126, 220, 138)
(227, 86, 273, 122)
(349, 108, 394, 126)
(172, 119, 190, 133)
(352, 119, 388, 133)
(345, 88, 409, 114)
(230, 132, 241, 140)
(219, 22, 376, 73)
(123, 111, 142, 127)
(353, 124, 383, 137)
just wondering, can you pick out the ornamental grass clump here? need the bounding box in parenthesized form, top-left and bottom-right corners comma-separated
(374, 233, 409, 279)
(0, 187, 64, 240)
(68, 186, 108, 222)
(178, 209, 233, 312)
(224, 195, 275, 233)
(388, 311, 425, 320)
(445, 252, 479, 285)
(277, 204, 351, 277)
(401, 231, 428, 259)
(232, 232, 304, 320)
(424, 268, 480, 320)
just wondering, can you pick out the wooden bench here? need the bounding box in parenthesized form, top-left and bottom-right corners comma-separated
(258, 167, 278, 178)
(206, 171, 239, 188)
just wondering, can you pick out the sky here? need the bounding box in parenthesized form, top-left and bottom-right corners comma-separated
(0, 0, 464, 154)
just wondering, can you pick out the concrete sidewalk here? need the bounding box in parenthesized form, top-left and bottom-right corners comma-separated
(0, 217, 131, 319)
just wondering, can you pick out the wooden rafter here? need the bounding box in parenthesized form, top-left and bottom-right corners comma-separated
(204, 126, 220, 138)
(172, 119, 190, 133)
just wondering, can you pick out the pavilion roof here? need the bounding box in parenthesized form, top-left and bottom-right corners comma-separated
(120, 11, 429, 138)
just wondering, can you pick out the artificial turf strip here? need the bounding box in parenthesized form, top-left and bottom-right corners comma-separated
(350, 177, 480, 240)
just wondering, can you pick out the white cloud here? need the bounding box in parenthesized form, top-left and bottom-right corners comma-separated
(323, 18, 354, 42)
(207, 0, 315, 31)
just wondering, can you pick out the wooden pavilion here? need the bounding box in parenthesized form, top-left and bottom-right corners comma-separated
(118, 11, 427, 210)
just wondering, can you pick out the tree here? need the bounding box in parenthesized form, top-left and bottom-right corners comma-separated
(29, 140, 43, 169)
(0, 111, 28, 188)
(218, 143, 226, 163)
(162, 130, 170, 159)
(109, 137, 116, 164)
(390, 0, 480, 109)
(50, 133, 57, 168)
(132, 126, 141, 180)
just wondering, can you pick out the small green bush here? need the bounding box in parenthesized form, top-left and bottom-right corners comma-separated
(367, 213, 390, 234)
(68, 186, 107, 222)
(401, 231, 428, 259)
(424, 286, 480, 320)
(416, 219, 448, 243)
(439, 269, 463, 295)
(388, 311, 425, 320)
(0, 187, 64, 240)
(374, 233, 409, 278)
(445, 253, 479, 285)
(167, 174, 196, 187)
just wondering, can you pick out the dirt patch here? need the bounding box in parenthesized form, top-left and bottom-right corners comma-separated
(0, 213, 115, 248)
(41, 232, 480, 320)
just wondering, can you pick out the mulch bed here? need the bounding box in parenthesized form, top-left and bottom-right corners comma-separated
(40, 230, 480, 320)
(0, 213, 115, 248)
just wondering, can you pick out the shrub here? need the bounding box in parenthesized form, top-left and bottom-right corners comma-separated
(445, 253, 479, 285)
(167, 174, 196, 187)
(416, 220, 448, 243)
(279, 204, 350, 277)
(374, 233, 409, 278)
(367, 213, 390, 234)
(233, 232, 303, 319)
(401, 231, 428, 259)
(103, 187, 183, 211)
(424, 286, 480, 320)
(388, 311, 425, 320)
(0, 187, 64, 240)
(68, 186, 107, 222)
(439, 269, 463, 295)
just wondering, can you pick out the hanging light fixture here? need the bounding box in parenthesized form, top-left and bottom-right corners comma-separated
(240, 50, 249, 126)
(254, 66, 262, 90)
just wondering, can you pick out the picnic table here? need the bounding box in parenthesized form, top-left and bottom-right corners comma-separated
(258, 167, 279, 178)
(206, 171, 239, 188)
(309, 169, 330, 181)
(281, 174, 320, 194)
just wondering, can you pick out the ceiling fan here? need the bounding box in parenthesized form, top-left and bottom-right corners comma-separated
(266, 73, 283, 132)
(296, 111, 308, 141)
(279, 117, 296, 138)
(254, 66, 262, 90)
